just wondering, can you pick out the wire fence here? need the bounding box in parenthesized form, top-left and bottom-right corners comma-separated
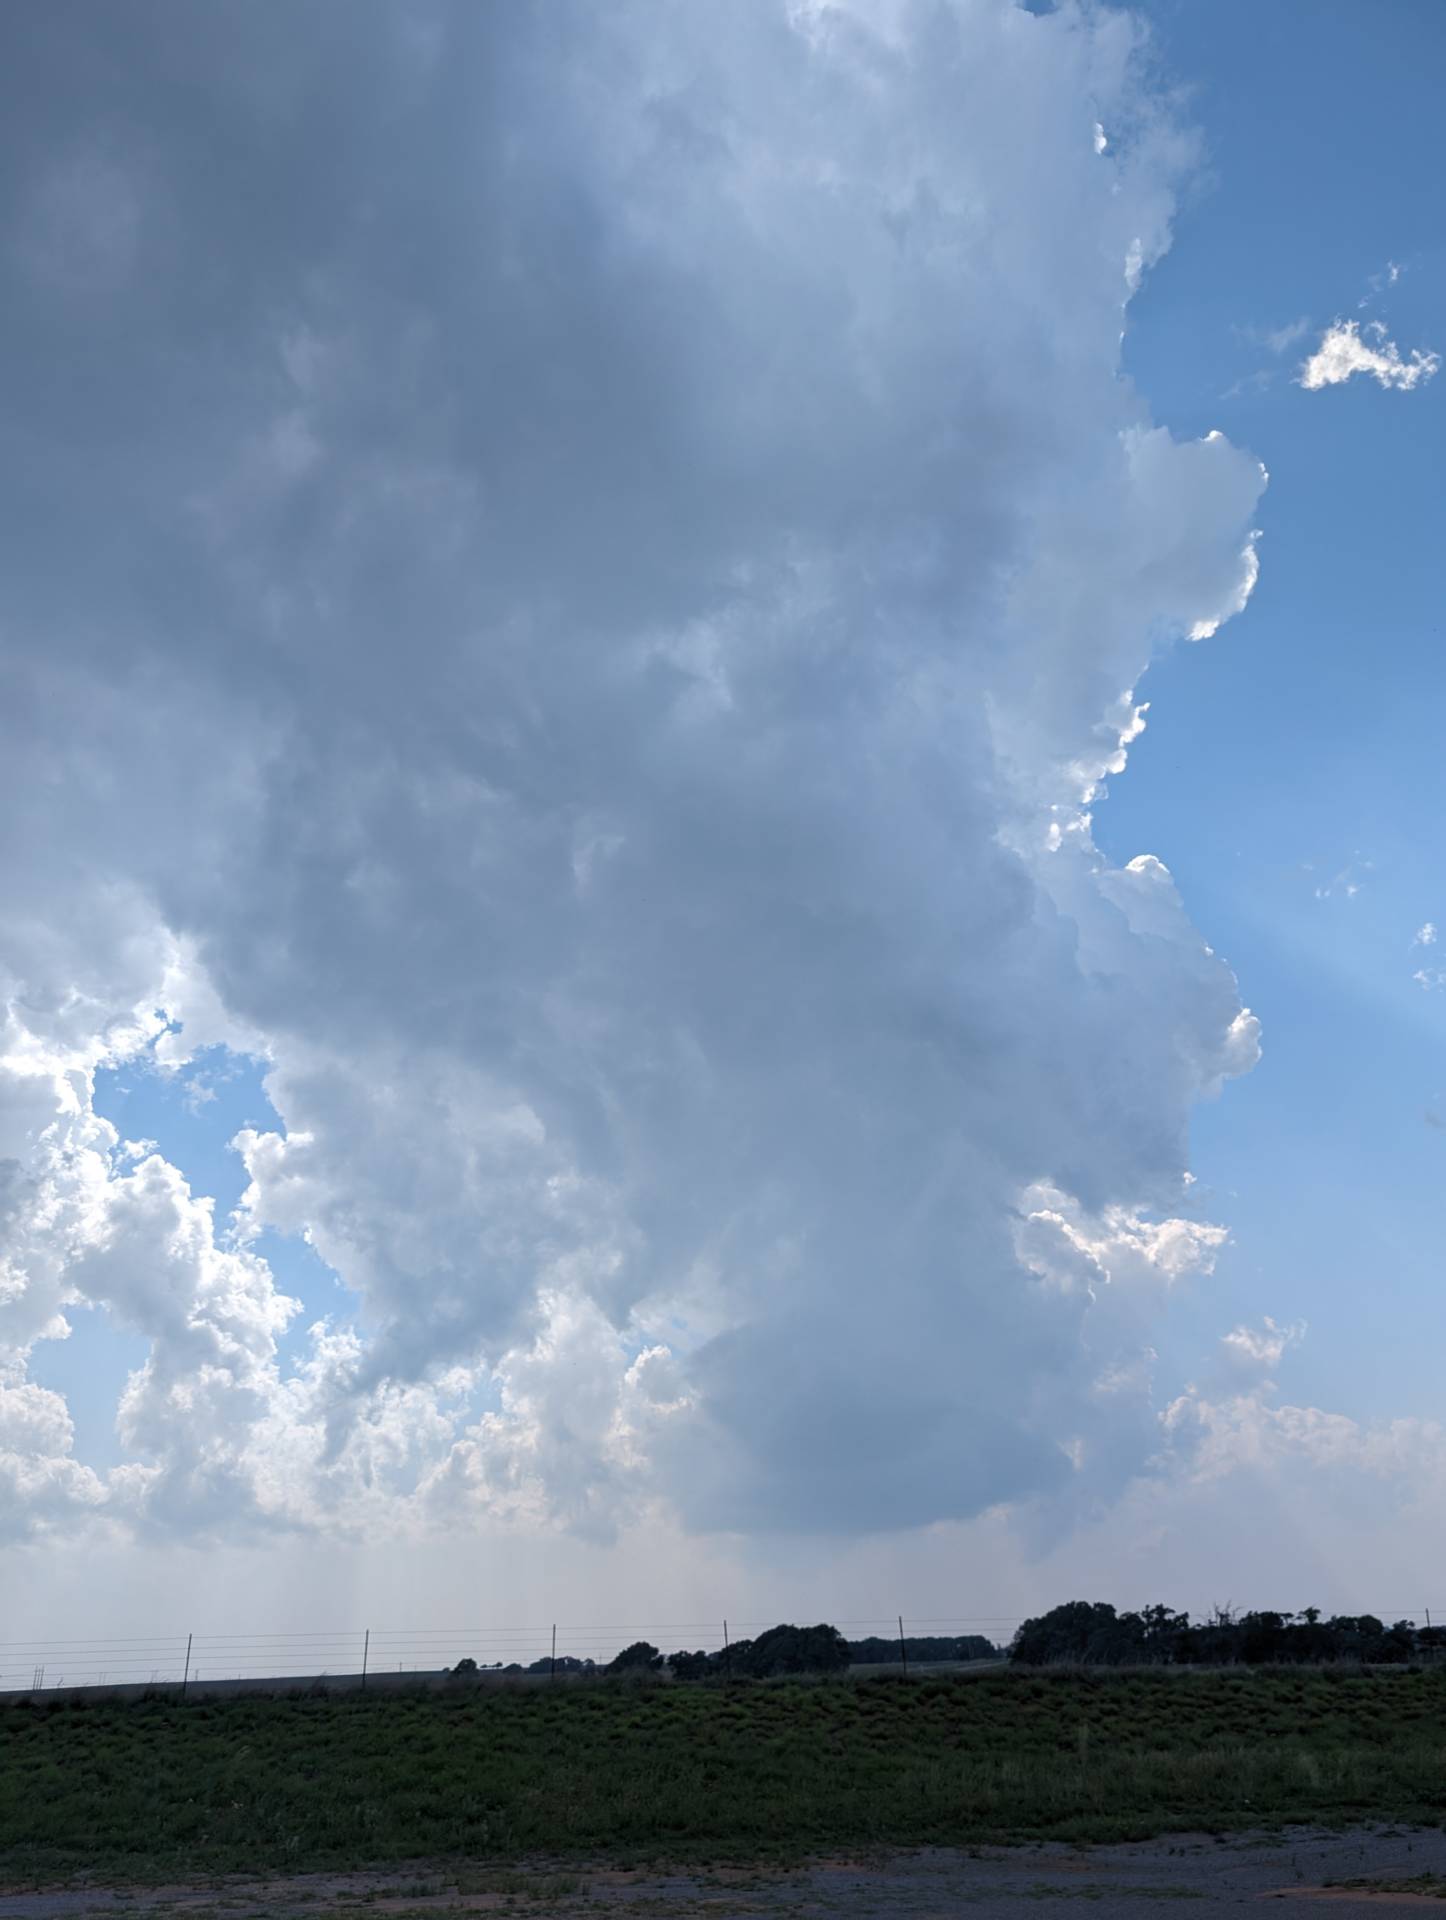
(0, 1616, 1022, 1693)
(5, 1604, 1446, 1695)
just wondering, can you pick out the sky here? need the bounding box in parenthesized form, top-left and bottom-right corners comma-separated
(1, 0, 1443, 1668)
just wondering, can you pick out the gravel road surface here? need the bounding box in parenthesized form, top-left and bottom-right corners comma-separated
(6, 1826, 1446, 1918)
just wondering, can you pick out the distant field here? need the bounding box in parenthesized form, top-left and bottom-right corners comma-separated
(4, 1667, 1446, 1882)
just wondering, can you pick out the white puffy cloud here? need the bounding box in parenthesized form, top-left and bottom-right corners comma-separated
(1300, 319, 1439, 392)
(1163, 1386, 1446, 1491)
(0, 1380, 108, 1537)
(1413, 923, 1437, 947)
(0, 0, 1270, 1551)
(422, 1291, 693, 1543)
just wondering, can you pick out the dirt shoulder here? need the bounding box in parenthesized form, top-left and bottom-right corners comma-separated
(6, 1827, 1446, 1920)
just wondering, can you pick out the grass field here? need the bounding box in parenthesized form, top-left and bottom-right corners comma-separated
(4, 1667, 1446, 1882)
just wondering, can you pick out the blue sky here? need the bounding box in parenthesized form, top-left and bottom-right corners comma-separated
(1101, 0, 1446, 1425)
(30, 1051, 344, 1466)
(1, 0, 1442, 1637)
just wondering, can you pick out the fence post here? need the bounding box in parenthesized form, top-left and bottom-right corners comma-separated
(723, 1619, 732, 1681)
(898, 1615, 908, 1680)
(362, 1628, 370, 1692)
(182, 1633, 193, 1699)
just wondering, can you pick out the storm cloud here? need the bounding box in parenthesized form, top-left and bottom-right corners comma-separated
(0, 0, 1265, 1545)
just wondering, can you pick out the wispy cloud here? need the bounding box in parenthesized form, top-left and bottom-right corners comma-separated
(1221, 368, 1276, 402)
(1413, 922, 1437, 948)
(1301, 319, 1439, 392)
(1264, 317, 1311, 354)
(1223, 319, 1311, 395)
(1310, 856, 1371, 901)
(1358, 259, 1404, 307)
(1234, 317, 1311, 355)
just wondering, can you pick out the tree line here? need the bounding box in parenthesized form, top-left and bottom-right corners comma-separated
(449, 1623, 1002, 1680)
(849, 1633, 998, 1666)
(448, 1603, 1446, 1679)
(1007, 1601, 1446, 1666)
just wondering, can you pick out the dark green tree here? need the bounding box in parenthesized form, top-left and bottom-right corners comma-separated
(734, 1623, 850, 1677)
(667, 1649, 714, 1679)
(1010, 1602, 1140, 1665)
(609, 1640, 663, 1672)
(848, 1634, 999, 1664)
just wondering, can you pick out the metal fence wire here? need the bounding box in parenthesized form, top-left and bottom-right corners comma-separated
(0, 1616, 1018, 1693)
(3, 1605, 1444, 1697)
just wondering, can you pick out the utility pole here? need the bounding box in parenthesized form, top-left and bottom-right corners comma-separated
(182, 1634, 193, 1699)
(551, 1624, 557, 1681)
(722, 1620, 732, 1681)
(898, 1615, 908, 1680)
(361, 1629, 370, 1693)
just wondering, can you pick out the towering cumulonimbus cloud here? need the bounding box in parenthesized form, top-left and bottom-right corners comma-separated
(0, 0, 1265, 1543)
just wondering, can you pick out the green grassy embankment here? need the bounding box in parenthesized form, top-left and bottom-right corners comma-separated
(4, 1666, 1446, 1881)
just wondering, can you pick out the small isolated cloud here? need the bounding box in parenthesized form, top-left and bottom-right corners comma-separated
(1219, 1316, 1305, 1378)
(1312, 856, 1371, 901)
(1300, 319, 1439, 392)
(1410, 925, 1441, 989)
